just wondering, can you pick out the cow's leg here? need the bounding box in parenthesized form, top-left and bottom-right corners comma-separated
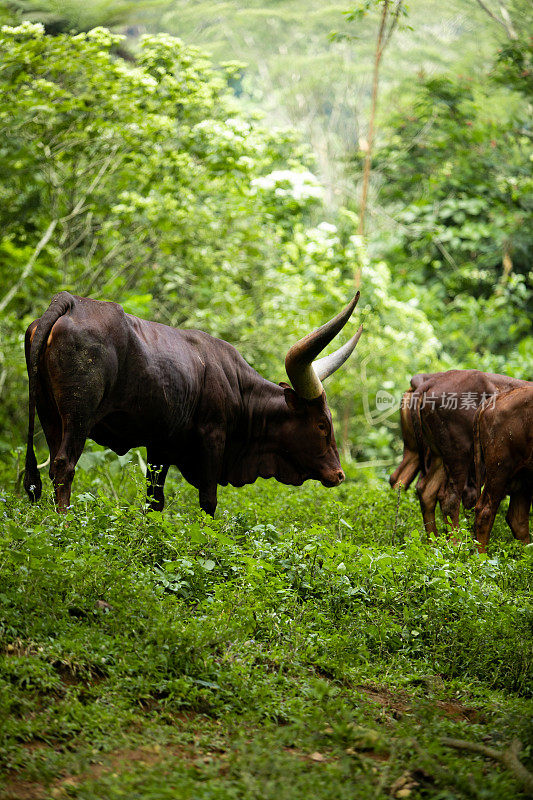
(53, 431, 87, 512)
(416, 457, 444, 539)
(506, 488, 532, 546)
(37, 396, 63, 486)
(146, 460, 170, 512)
(440, 465, 469, 533)
(47, 400, 92, 511)
(197, 429, 225, 517)
(474, 488, 504, 552)
(49, 403, 92, 511)
(44, 318, 105, 511)
(390, 452, 419, 490)
(199, 486, 218, 517)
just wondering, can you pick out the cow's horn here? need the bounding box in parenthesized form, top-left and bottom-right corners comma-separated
(314, 324, 363, 381)
(285, 293, 361, 400)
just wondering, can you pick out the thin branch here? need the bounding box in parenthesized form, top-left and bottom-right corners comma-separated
(0, 220, 58, 314)
(0, 147, 119, 314)
(442, 737, 533, 795)
(382, 0, 404, 50)
(474, 0, 518, 39)
(358, 0, 390, 246)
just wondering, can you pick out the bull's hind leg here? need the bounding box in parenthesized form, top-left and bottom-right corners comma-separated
(506, 487, 532, 546)
(45, 315, 105, 511)
(474, 484, 506, 552)
(474, 463, 511, 551)
(52, 419, 89, 511)
(440, 462, 470, 535)
(416, 457, 444, 539)
(146, 458, 169, 512)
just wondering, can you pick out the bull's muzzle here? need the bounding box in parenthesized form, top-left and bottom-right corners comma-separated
(321, 469, 345, 488)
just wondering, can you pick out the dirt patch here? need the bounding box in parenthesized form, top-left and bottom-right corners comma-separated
(357, 683, 410, 717)
(0, 779, 47, 800)
(52, 661, 106, 687)
(51, 740, 218, 795)
(357, 683, 481, 723)
(1, 713, 211, 799)
(435, 700, 482, 723)
(1, 742, 203, 800)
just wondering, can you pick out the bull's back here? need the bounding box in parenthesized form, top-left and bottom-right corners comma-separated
(480, 387, 533, 468)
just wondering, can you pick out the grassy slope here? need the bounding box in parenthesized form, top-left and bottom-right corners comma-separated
(1, 461, 532, 799)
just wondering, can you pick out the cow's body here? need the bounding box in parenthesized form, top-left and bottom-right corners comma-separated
(474, 386, 533, 551)
(391, 374, 454, 535)
(389, 373, 444, 492)
(24, 293, 361, 514)
(400, 370, 529, 536)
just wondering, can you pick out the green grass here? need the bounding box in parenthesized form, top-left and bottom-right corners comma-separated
(1, 456, 532, 799)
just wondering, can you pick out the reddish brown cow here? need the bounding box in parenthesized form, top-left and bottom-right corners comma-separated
(390, 387, 423, 491)
(406, 370, 529, 536)
(24, 293, 363, 515)
(474, 386, 533, 551)
(390, 375, 451, 535)
(390, 373, 444, 493)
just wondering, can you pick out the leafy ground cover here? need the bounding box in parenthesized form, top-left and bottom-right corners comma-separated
(1, 459, 532, 799)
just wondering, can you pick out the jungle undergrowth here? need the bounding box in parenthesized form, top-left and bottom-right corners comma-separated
(0, 455, 532, 799)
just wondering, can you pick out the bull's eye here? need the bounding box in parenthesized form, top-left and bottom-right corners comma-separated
(318, 422, 328, 435)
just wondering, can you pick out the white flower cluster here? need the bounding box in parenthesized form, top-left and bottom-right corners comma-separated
(194, 118, 252, 144)
(1, 21, 45, 37)
(251, 170, 325, 201)
(84, 27, 125, 46)
(114, 62, 158, 92)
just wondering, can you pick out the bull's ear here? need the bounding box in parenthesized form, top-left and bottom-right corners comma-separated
(282, 385, 304, 412)
(279, 381, 291, 390)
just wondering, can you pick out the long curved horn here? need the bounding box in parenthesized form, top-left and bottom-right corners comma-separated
(285, 293, 361, 400)
(314, 324, 363, 381)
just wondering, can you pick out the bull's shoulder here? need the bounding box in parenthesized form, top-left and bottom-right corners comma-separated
(179, 329, 252, 367)
(414, 369, 525, 397)
(410, 369, 462, 393)
(489, 385, 533, 414)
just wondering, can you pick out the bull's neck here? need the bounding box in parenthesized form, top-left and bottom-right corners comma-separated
(225, 373, 298, 485)
(240, 375, 287, 438)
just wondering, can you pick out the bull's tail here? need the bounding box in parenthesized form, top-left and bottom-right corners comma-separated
(390, 391, 420, 489)
(409, 392, 428, 476)
(23, 292, 75, 501)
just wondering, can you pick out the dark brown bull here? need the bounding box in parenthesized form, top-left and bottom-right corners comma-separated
(395, 371, 529, 537)
(24, 292, 363, 515)
(474, 386, 533, 551)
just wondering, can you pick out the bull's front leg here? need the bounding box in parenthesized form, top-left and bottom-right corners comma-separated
(197, 429, 226, 517)
(506, 487, 532, 546)
(474, 490, 502, 552)
(146, 459, 170, 512)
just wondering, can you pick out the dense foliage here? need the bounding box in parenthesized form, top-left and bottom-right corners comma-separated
(0, 22, 439, 463)
(369, 69, 533, 373)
